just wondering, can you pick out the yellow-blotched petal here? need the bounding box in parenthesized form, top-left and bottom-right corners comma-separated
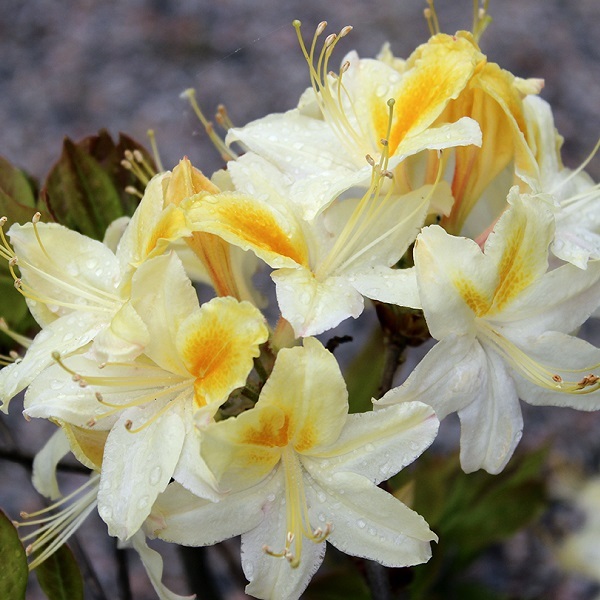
(185, 192, 310, 269)
(176, 297, 268, 406)
(376, 32, 484, 156)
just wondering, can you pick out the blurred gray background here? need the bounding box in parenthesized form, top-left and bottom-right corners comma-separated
(0, 1, 599, 599)
(1, 0, 599, 181)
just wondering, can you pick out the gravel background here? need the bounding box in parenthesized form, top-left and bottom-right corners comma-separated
(0, 1, 599, 599)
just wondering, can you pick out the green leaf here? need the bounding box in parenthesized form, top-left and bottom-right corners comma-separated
(35, 543, 84, 600)
(400, 448, 548, 599)
(43, 130, 155, 240)
(304, 568, 372, 600)
(0, 508, 28, 600)
(346, 328, 385, 414)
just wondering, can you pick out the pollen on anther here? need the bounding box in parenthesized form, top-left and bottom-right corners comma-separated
(0, 216, 7, 226)
(125, 420, 133, 430)
(552, 374, 563, 383)
(340, 25, 353, 37)
(324, 33, 337, 47)
(32, 212, 41, 223)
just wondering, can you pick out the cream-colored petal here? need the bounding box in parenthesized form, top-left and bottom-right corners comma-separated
(185, 191, 309, 269)
(258, 338, 348, 453)
(176, 296, 267, 406)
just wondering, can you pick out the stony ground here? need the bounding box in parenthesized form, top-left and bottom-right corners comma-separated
(0, 1, 599, 598)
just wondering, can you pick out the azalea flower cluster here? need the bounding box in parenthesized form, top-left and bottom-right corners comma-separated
(1, 3, 599, 599)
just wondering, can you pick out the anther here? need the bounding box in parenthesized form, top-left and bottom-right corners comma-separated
(340, 60, 351, 74)
(339, 25, 353, 37)
(577, 374, 599, 389)
(132, 150, 144, 163)
(125, 420, 133, 430)
(0, 216, 7, 226)
(32, 212, 41, 223)
(121, 159, 133, 170)
(124, 150, 134, 162)
(125, 186, 143, 198)
(552, 374, 563, 383)
(14, 279, 22, 289)
(95, 392, 104, 402)
(316, 21, 327, 35)
(8, 256, 18, 266)
(87, 418, 96, 427)
(324, 33, 337, 48)
(366, 154, 376, 167)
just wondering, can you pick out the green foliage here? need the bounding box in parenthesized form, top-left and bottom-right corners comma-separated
(345, 327, 385, 414)
(0, 509, 28, 600)
(390, 448, 548, 599)
(43, 130, 155, 240)
(304, 568, 372, 600)
(35, 543, 84, 600)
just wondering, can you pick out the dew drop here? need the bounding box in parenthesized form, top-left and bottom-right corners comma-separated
(317, 491, 327, 503)
(137, 495, 149, 510)
(149, 466, 162, 485)
(368, 527, 377, 536)
(357, 519, 366, 529)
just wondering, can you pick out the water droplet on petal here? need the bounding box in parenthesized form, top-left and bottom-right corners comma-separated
(149, 466, 162, 485)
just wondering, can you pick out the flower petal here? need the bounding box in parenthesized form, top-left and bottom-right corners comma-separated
(308, 402, 437, 484)
(307, 471, 435, 567)
(458, 345, 523, 474)
(98, 405, 186, 539)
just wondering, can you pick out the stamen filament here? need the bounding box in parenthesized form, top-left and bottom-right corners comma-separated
(478, 322, 600, 394)
(550, 138, 600, 196)
(181, 89, 238, 161)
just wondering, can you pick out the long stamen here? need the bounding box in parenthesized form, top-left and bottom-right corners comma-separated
(293, 21, 363, 154)
(0, 317, 32, 349)
(16, 474, 99, 571)
(424, 0, 440, 36)
(147, 129, 164, 173)
(550, 138, 600, 196)
(263, 448, 331, 568)
(181, 88, 238, 161)
(3, 214, 122, 316)
(479, 322, 600, 394)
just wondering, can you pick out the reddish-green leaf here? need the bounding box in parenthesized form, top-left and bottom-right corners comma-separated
(43, 130, 155, 240)
(0, 508, 28, 600)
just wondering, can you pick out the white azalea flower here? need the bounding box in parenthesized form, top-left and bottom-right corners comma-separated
(24, 252, 268, 539)
(227, 24, 482, 220)
(151, 337, 439, 600)
(0, 171, 192, 411)
(377, 189, 600, 474)
(185, 152, 445, 336)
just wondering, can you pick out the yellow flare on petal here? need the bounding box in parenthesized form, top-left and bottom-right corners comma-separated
(375, 33, 485, 156)
(187, 193, 309, 268)
(177, 297, 268, 406)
